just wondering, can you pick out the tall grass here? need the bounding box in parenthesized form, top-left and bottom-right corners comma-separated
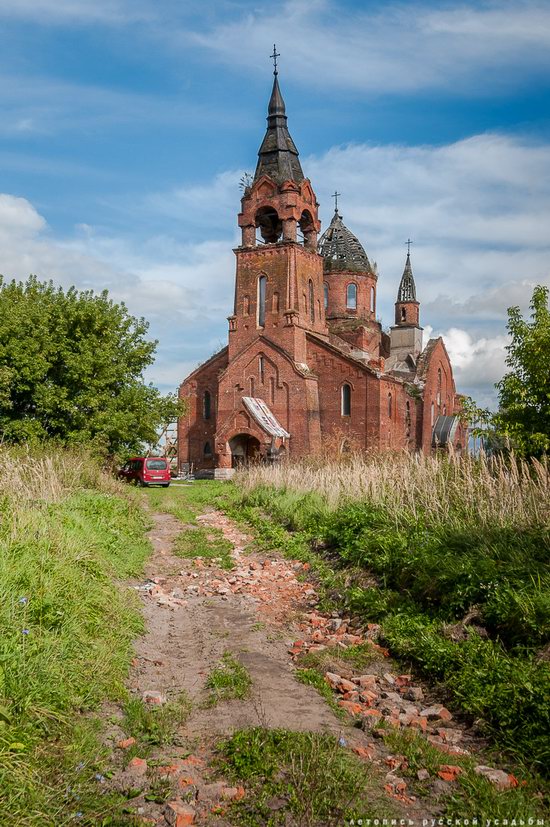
(235, 452, 550, 771)
(238, 451, 549, 528)
(0, 447, 150, 824)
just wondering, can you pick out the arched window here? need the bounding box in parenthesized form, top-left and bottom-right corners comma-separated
(401, 306, 406, 321)
(370, 286, 375, 313)
(257, 275, 266, 327)
(203, 390, 211, 420)
(309, 280, 315, 323)
(323, 282, 329, 309)
(243, 295, 250, 316)
(388, 392, 392, 418)
(203, 441, 213, 457)
(346, 283, 357, 310)
(341, 383, 351, 416)
(259, 355, 264, 384)
(272, 291, 279, 313)
(317, 299, 321, 319)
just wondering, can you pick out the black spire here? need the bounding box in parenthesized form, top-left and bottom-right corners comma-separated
(254, 52, 304, 185)
(397, 252, 417, 302)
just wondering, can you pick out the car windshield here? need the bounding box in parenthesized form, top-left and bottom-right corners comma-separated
(145, 459, 168, 470)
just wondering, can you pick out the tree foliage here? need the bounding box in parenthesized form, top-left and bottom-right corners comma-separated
(494, 285, 550, 457)
(0, 276, 184, 454)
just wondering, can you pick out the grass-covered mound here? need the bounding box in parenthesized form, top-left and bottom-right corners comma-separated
(0, 449, 150, 824)
(234, 453, 550, 773)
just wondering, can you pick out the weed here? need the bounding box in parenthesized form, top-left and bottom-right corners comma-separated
(218, 727, 395, 825)
(382, 728, 548, 821)
(175, 525, 234, 569)
(123, 693, 191, 749)
(205, 652, 251, 706)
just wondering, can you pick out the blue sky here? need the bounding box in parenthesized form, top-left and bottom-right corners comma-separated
(1, 0, 549, 408)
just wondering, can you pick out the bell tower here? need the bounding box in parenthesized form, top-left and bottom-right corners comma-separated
(390, 246, 423, 363)
(228, 51, 327, 362)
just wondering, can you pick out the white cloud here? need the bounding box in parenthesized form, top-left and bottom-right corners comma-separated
(186, 0, 550, 94)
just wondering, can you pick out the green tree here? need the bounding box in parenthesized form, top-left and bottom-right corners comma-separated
(0, 275, 184, 454)
(494, 285, 550, 457)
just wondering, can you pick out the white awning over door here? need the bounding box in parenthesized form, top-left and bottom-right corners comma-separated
(242, 397, 290, 439)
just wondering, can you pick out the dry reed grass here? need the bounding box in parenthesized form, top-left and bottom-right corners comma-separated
(0, 445, 122, 503)
(237, 451, 550, 528)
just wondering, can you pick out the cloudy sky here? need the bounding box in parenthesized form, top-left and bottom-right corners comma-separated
(1, 0, 549, 408)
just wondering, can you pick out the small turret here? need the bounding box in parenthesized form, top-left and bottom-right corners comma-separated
(395, 251, 420, 326)
(389, 247, 423, 371)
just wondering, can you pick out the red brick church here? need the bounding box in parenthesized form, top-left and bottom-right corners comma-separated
(178, 66, 465, 476)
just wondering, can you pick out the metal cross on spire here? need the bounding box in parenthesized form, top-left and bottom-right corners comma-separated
(271, 44, 280, 75)
(405, 238, 413, 255)
(332, 191, 341, 212)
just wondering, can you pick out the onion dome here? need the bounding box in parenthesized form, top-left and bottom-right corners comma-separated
(318, 209, 372, 273)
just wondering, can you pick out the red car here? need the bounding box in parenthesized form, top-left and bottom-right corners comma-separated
(118, 457, 171, 487)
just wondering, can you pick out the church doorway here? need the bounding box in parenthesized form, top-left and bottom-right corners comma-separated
(229, 434, 261, 468)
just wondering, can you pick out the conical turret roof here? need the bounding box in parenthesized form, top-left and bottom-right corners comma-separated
(318, 209, 372, 272)
(253, 72, 304, 184)
(397, 253, 417, 302)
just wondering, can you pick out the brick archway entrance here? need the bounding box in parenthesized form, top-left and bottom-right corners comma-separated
(229, 434, 261, 468)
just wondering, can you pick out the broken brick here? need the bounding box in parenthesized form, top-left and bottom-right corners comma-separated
(164, 801, 196, 826)
(116, 737, 136, 749)
(438, 764, 463, 782)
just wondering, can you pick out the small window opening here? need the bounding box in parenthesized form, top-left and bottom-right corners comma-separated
(203, 441, 213, 457)
(346, 283, 357, 310)
(431, 402, 435, 426)
(323, 282, 329, 310)
(272, 291, 279, 313)
(370, 285, 375, 313)
(258, 275, 266, 327)
(309, 279, 315, 323)
(259, 355, 265, 384)
(401, 306, 406, 321)
(243, 295, 250, 315)
(203, 390, 211, 420)
(405, 400, 411, 439)
(341, 383, 351, 416)
(388, 392, 392, 418)
(270, 376, 275, 404)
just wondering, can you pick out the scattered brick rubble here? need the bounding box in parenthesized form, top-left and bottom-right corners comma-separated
(122, 508, 521, 823)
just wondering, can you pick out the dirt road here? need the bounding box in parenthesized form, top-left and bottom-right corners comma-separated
(101, 500, 513, 826)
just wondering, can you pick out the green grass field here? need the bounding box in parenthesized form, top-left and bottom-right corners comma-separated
(0, 449, 151, 825)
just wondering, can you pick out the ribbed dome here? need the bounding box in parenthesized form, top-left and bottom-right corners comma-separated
(318, 210, 372, 273)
